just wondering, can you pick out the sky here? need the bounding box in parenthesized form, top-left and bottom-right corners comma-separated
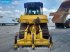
(0, 0, 65, 18)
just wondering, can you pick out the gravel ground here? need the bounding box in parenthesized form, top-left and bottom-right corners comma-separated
(0, 25, 70, 52)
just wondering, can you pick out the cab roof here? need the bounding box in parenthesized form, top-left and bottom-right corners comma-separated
(24, 2, 43, 8)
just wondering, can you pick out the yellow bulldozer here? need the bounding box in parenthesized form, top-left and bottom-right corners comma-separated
(14, 2, 53, 50)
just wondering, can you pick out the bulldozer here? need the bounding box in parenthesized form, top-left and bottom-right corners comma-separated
(14, 2, 53, 50)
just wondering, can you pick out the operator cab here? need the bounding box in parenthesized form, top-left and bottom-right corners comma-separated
(24, 2, 43, 15)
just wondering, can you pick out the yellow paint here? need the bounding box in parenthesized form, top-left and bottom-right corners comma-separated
(19, 15, 48, 23)
(14, 25, 52, 48)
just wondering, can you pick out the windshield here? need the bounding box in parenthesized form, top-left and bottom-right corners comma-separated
(25, 8, 42, 15)
(28, 9, 40, 15)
